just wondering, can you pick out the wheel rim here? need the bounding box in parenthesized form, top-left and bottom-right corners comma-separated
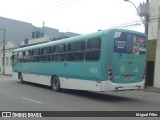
(20, 75, 23, 82)
(54, 79, 58, 88)
(19, 74, 24, 84)
(52, 77, 60, 91)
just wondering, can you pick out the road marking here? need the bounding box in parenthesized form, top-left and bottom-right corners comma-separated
(22, 97, 42, 104)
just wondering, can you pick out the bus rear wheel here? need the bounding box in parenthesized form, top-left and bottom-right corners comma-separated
(51, 76, 61, 92)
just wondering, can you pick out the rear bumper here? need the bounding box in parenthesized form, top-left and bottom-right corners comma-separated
(101, 80, 145, 91)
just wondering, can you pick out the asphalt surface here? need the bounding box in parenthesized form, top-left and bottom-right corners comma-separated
(0, 75, 159, 120)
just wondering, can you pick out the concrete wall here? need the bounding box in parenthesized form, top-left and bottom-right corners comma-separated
(0, 16, 32, 45)
(154, 7, 160, 88)
(0, 42, 18, 75)
(148, 0, 160, 40)
(147, 0, 160, 88)
(147, 40, 157, 61)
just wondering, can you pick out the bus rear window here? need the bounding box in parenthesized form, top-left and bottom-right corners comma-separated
(114, 32, 146, 55)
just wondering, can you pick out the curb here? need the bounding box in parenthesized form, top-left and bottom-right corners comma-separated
(143, 87, 160, 93)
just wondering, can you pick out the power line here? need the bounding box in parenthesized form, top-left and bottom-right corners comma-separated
(18, 0, 69, 19)
(18, 0, 80, 21)
(105, 19, 143, 29)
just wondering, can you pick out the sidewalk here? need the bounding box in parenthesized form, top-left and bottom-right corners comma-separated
(143, 87, 160, 93)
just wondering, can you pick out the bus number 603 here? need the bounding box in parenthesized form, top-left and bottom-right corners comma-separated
(90, 68, 97, 74)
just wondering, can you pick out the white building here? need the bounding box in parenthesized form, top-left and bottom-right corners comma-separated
(148, 0, 160, 88)
(0, 37, 51, 75)
(0, 42, 18, 75)
(0, 16, 79, 75)
(20, 36, 51, 46)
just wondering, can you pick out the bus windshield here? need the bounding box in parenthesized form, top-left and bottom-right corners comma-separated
(114, 32, 146, 55)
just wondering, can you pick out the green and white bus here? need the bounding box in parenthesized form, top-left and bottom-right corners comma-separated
(12, 29, 146, 92)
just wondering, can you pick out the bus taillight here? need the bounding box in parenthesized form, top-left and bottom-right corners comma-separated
(108, 68, 114, 81)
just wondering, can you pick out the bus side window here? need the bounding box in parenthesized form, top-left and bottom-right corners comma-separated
(25, 50, 32, 62)
(12, 52, 18, 66)
(32, 49, 40, 62)
(86, 37, 101, 61)
(41, 47, 52, 62)
(66, 41, 85, 61)
(18, 51, 24, 62)
(52, 44, 66, 61)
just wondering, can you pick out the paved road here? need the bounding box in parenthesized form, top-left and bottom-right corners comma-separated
(0, 76, 159, 120)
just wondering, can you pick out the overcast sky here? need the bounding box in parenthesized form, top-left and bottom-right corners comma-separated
(0, 0, 146, 34)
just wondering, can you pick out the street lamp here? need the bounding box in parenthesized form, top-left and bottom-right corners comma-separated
(0, 28, 6, 75)
(124, 0, 138, 13)
(124, 0, 145, 24)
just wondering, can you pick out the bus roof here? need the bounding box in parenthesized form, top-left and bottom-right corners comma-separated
(13, 28, 145, 52)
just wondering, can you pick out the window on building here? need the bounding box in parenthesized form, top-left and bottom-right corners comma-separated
(32, 32, 35, 38)
(36, 31, 40, 38)
(41, 33, 44, 37)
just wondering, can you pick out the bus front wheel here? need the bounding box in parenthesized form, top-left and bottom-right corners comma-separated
(19, 73, 24, 84)
(51, 76, 61, 92)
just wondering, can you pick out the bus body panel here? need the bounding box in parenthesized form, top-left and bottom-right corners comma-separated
(13, 62, 102, 81)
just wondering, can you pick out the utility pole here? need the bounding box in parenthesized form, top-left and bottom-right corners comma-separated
(137, 0, 150, 88)
(138, 0, 149, 88)
(144, 0, 149, 89)
(145, 0, 149, 37)
(0, 28, 6, 75)
(154, 7, 160, 89)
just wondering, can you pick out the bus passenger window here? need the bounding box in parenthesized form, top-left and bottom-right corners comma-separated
(86, 37, 101, 61)
(86, 51, 100, 61)
(41, 47, 52, 62)
(55, 44, 66, 53)
(18, 51, 25, 62)
(52, 44, 66, 62)
(66, 41, 85, 61)
(32, 49, 40, 55)
(12, 52, 18, 66)
(41, 47, 52, 54)
(25, 50, 32, 62)
(32, 49, 40, 62)
(52, 54, 65, 61)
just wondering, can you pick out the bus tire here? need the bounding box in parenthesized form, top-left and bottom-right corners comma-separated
(19, 73, 24, 84)
(51, 76, 61, 92)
